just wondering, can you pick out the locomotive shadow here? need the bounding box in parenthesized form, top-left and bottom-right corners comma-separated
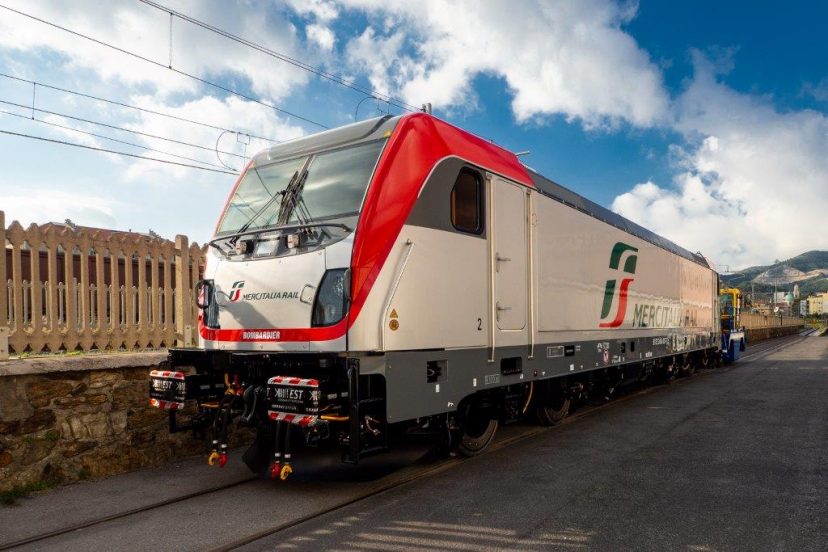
(256, 437, 438, 484)
(247, 367, 712, 485)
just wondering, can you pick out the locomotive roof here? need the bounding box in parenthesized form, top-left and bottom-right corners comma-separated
(251, 113, 709, 269)
(252, 115, 398, 165)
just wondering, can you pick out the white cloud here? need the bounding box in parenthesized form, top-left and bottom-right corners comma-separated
(306, 23, 336, 51)
(3, 0, 826, 268)
(613, 53, 828, 269)
(339, 0, 669, 127)
(286, 0, 338, 52)
(122, 95, 306, 181)
(0, 0, 311, 100)
(285, 0, 339, 22)
(2, 189, 119, 229)
(345, 27, 407, 101)
(0, 1, 314, 201)
(0, 0, 322, 243)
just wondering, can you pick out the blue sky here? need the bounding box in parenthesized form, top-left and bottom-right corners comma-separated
(0, 0, 827, 269)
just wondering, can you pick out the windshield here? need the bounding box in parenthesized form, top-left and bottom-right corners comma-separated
(216, 139, 386, 236)
(720, 294, 733, 315)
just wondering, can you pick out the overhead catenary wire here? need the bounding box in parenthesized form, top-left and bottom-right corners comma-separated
(0, 128, 238, 174)
(0, 108, 234, 170)
(0, 3, 330, 130)
(136, 0, 420, 114)
(0, 98, 250, 160)
(0, 72, 279, 144)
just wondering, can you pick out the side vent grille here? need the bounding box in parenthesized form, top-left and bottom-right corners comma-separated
(500, 357, 522, 376)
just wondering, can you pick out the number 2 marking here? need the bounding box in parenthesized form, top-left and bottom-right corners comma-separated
(477, 318, 483, 331)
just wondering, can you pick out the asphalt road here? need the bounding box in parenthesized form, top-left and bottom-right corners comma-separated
(2, 334, 825, 551)
(242, 335, 827, 551)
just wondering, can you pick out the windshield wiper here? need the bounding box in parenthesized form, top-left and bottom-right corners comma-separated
(230, 169, 298, 242)
(276, 168, 309, 226)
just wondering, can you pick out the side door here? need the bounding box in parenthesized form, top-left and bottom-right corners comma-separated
(490, 176, 529, 350)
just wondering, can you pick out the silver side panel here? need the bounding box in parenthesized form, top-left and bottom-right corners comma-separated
(365, 173, 718, 422)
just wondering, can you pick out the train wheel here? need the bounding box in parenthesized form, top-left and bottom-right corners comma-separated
(533, 380, 572, 426)
(536, 395, 570, 426)
(456, 401, 498, 457)
(682, 354, 696, 377)
(659, 359, 677, 384)
(534, 379, 570, 426)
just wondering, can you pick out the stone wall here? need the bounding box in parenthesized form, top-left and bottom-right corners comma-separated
(0, 353, 248, 494)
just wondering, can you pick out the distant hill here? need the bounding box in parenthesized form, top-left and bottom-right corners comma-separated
(785, 250, 828, 272)
(720, 250, 828, 296)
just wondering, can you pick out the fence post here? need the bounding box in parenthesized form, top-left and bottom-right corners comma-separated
(0, 212, 6, 322)
(0, 211, 7, 360)
(0, 326, 7, 361)
(174, 235, 192, 347)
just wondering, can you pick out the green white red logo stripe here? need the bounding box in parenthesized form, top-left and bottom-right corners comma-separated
(599, 242, 638, 328)
(229, 280, 244, 302)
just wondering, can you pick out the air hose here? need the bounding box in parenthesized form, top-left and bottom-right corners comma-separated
(521, 382, 534, 415)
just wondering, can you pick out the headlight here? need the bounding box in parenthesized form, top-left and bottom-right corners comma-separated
(312, 269, 350, 326)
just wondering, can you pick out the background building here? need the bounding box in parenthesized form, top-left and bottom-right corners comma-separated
(805, 293, 828, 316)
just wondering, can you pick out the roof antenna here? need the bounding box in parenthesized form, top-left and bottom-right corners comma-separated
(515, 150, 531, 157)
(354, 95, 378, 121)
(421, 102, 432, 114)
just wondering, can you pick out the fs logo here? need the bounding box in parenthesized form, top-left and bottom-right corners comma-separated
(599, 242, 638, 328)
(229, 281, 245, 302)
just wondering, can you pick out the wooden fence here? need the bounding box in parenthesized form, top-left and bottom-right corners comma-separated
(0, 211, 205, 358)
(741, 311, 803, 342)
(741, 312, 802, 329)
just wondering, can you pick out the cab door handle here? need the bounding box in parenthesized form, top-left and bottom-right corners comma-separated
(496, 301, 511, 321)
(495, 253, 511, 272)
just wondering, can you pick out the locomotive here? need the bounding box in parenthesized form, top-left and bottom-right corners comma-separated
(719, 287, 746, 362)
(149, 113, 722, 479)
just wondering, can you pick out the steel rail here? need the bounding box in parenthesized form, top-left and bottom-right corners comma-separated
(0, 476, 257, 551)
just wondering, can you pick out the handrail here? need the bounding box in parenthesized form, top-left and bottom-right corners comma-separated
(378, 239, 415, 351)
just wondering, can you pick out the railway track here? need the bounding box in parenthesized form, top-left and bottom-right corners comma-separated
(209, 335, 804, 552)
(0, 334, 804, 552)
(0, 476, 257, 551)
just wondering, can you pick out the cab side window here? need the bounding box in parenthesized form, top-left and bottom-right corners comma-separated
(451, 170, 483, 234)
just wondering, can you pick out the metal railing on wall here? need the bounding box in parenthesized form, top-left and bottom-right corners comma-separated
(0, 211, 205, 359)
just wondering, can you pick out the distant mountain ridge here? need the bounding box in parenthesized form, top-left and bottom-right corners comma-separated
(720, 250, 828, 295)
